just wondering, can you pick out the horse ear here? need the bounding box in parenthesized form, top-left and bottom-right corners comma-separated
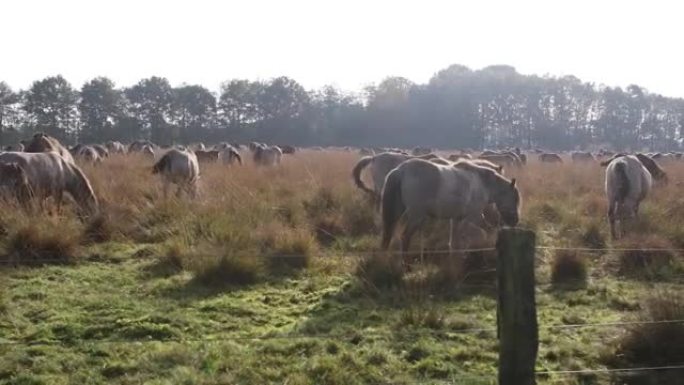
(510, 178, 516, 187)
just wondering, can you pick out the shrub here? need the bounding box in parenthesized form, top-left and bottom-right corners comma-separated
(617, 235, 677, 278)
(606, 291, 684, 384)
(550, 250, 588, 289)
(2, 221, 81, 265)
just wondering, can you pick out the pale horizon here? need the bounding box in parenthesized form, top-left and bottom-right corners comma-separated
(2, 0, 682, 97)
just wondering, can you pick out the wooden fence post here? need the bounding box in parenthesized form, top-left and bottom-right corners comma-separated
(496, 228, 538, 385)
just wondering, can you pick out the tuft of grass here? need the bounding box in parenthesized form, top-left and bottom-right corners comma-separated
(551, 250, 588, 289)
(579, 221, 606, 250)
(616, 235, 677, 279)
(355, 253, 404, 292)
(266, 228, 318, 272)
(605, 291, 684, 384)
(2, 221, 81, 266)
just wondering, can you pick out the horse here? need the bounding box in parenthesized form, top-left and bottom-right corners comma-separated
(605, 155, 652, 239)
(253, 145, 283, 166)
(571, 152, 595, 163)
(0, 152, 98, 216)
(152, 148, 200, 198)
(92, 144, 109, 159)
(381, 158, 520, 264)
(141, 145, 156, 159)
(75, 146, 101, 164)
(280, 145, 296, 154)
(129, 140, 156, 153)
(4, 143, 24, 152)
(479, 153, 522, 168)
(220, 147, 243, 165)
(194, 150, 220, 163)
(352, 152, 440, 209)
(601, 153, 668, 186)
(539, 153, 563, 163)
(105, 141, 126, 154)
(23, 133, 75, 163)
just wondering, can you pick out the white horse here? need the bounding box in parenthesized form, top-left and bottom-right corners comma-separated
(219, 146, 243, 166)
(253, 145, 282, 166)
(605, 155, 652, 239)
(381, 159, 520, 264)
(152, 148, 200, 198)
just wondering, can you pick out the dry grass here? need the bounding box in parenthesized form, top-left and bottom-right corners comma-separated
(616, 235, 677, 278)
(605, 291, 684, 384)
(2, 219, 82, 266)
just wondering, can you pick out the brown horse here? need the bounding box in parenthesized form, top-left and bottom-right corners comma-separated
(381, 159, 520, 263)
(0, 152, 98, 215)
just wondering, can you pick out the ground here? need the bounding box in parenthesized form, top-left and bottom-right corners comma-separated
(1, 151, 683, 385)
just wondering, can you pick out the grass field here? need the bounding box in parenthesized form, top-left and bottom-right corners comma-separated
(1, 151, 683, 385)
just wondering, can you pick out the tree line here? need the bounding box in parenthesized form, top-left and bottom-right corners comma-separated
(1, 64, 683, 151)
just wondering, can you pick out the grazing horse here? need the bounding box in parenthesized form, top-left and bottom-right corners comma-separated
(75, 146, 101, 164)
(381, 159, 520, 263)
(219, 147, 243, 165)
(352, 152, 440, 209)
(605, 155, 652, 239)
(253, 145, 283, 166)
(24, 133, 75, 163)
(539, 153, 563, 163)
(601, 153, 668, 186)
(571, 152, 595, 163)
(152, 149, 200, 198)
(105, 141, 126, 154)
(0, 152, 98, 215)
(4, 143, 24, 152)
(194, 150, 220, 163)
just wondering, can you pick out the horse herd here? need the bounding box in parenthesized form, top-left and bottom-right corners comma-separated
(0, 134, 674, 262)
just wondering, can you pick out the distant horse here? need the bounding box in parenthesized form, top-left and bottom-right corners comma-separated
(75, 146, 102, 164)
(0, 152, 98, 215)
(280, 145, 296, 154)
(152, 148, 200, 198)
(539, 153, 563, 163)
(23, 133, 75, 163)
(105, 141, 126, 154)
(571, 152, 595, 163)
(253, 145, 283, 166)
(479, 153, 522, 168)
(141, 145, 156, 159)
(129, 140, 156, 153)
(352, 152, 440, 209)
(194, 150, 220, 163)
(92, 144, 109, 159)
(381, 159, 520, 263)
(4, 143, 24, 152)
(220, 147, 243, 165)
(605, 155, 652, 239)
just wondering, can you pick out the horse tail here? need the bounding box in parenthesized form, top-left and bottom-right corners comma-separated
(352, 156, 375, 196)
(614, 161, 630, 202)
(152, 153, 170, 174)
(381, 168, 405, 250)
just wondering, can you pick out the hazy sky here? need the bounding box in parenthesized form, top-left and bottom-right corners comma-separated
(2, 0, 682, 97)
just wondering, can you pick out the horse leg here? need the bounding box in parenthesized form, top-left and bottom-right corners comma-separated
(608, 201, 618, 240)
(400, 210, 424, 268)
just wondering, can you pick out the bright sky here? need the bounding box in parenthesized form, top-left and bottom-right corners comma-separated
(1, 0, 682, 97)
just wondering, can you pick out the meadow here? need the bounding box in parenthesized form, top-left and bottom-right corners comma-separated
(0, 150, 683, 385)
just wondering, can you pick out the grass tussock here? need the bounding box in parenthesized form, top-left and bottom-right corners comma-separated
(605, 291, 684, 384)
(355, 253, 404, 292)
(265, 227, 318, 272)
(579, 221, 607, 250)
(616, 235, 678, 278)
(2, 220, 81, 266)
(551, 250, 588, 289)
